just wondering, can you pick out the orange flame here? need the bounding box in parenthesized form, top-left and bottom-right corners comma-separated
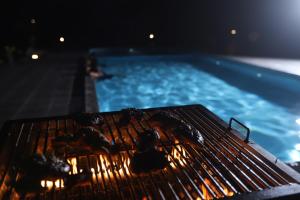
(199, 178, 235, 199)
(40, 179, 64, 190)
(168, 141, 188, 169)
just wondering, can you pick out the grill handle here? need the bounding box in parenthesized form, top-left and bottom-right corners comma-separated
(228, 118, 250, 143)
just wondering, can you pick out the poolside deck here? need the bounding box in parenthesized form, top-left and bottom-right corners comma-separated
(229, 56, 300, 77)
(0, 52, 91, 128)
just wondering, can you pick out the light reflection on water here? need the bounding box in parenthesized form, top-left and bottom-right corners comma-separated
(96, 61, 300, 162)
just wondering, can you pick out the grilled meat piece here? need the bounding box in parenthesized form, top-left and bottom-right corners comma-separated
(14, 171, 92, 195)
(20, 154, 71, 179)
(73, 113, 104, 126)
(54, 127, 111, 153)
(14, 154, 71, 195)
(77, 127, 111, 150)
(150, 111, 182, 128)
(136, 129, 160, 152)
(174, 122, 204, 145)
(64, 170, 92, 189)
(131, 128, 167, 173)
(118, 108, 144, 126)
(130, 149, 168, 173)
(150, 111, 204, 145)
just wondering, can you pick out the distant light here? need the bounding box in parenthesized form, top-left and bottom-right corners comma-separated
(296, 118, 300, 125)
(149, 33, 154, 39)
(59, 37, 65, 42)
(30, 19, 36, 24)
(31, 54, 39, 60)
(230, 29, 237, 35)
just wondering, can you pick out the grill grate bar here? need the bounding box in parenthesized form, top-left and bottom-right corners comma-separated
(145, 111, 251, 193)
(119, 118, 190, 200)
(115, 116, 193, 199)
(86, 155, 97, 198)
(139, 117, 220, 198)
(1, 105, 299, 199)
(190, 107, 293, 184)
(143, 112, 240, 197)
(186, 109, 280, 187)
(135, 123, 207, 199)
(149, 124, 230, 197)
(107, 115, 151, 199)
(175, 109, 268, 190)
(95, 153, 109, 199)
(185, 144, 239, 193)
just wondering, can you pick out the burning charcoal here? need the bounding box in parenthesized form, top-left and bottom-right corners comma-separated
(118, 108, 144, 126)
(73, 113, 104, 126)
(64, 170, 92, 189)
(173, 122, 204, 145)
(130, 149, 168, 173)
(20, 154, 71, 179)
(136, 129, 160, 152)
(150, 111, 183, 128)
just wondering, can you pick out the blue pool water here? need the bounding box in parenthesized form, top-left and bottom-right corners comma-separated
(95, 57, 300, 162)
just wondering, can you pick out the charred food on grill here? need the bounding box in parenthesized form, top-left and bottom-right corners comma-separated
(150, 110, 182, 128)
(174, 121, 204, 145)
(118, 108, 145, 126)
(130, 129, 168, 173)
(151, 111, 204, 145)
(14, 154, 71, 194)
(19, 154, 71, 179)
(73, 113, 104, 126)
(54, 127, 111, 153)
(136, 128, 160, 152)
(130, 149, 168, 174)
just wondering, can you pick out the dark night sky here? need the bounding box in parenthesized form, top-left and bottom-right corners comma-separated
(1, 0, 300, 57)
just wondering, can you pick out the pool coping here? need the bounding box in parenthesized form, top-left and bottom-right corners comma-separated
(84, 76, 99, 112)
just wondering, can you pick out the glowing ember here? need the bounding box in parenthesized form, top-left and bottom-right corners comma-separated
(168, 141, 188, 169)
(224, 187, 234, 196)
(40, 179, 64, 190)
(201, 179, 212, 199)
(68, 158, 78, 174)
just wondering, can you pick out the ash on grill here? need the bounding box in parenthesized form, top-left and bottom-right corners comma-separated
(0, 105, 299, 200)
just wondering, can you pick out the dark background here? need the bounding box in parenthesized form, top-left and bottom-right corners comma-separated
(1, 0, 300, 58)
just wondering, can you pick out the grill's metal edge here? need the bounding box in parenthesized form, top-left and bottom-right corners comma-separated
(229, 183, 300, 200)
(197, 103, 300, 184)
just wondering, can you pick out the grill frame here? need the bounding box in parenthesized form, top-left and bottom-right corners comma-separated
(1, 104, 300, 200)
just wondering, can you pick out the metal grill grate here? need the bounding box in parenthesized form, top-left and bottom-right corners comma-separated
(0, 105, 299, 200)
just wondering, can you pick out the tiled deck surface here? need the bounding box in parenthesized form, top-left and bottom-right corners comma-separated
(229, 56, 300, 77)
(0, 52, 86, 128)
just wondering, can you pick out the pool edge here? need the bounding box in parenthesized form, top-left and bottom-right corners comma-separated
(85, 76, 99, 112)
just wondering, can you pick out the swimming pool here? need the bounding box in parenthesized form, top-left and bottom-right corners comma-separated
(95, 54, 300, 162)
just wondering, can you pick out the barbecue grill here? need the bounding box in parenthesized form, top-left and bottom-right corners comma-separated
(1, 104, 300, 200)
